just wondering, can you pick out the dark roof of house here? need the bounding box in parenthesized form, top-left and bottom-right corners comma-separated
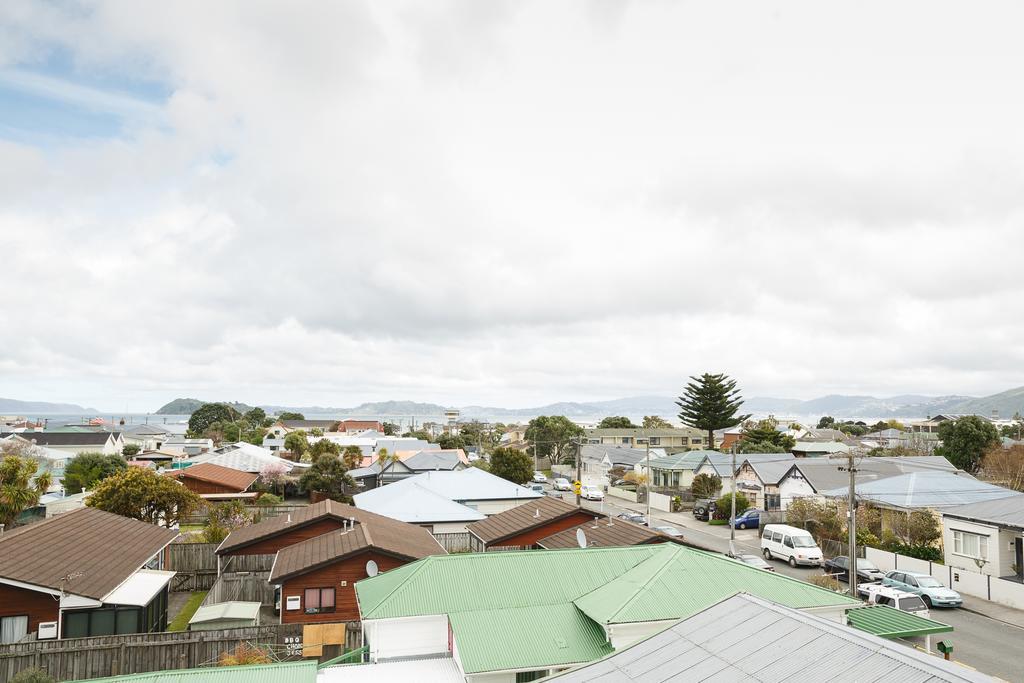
(217, 499, 443, 556)
(537, 518, 682, 549)
(279, 420, 339, 430)
(467, 497, 591, 545)
(2, 431, 119, 446)
(170, 463, 259, 491)
(401, 450, 464, 472)
(268, 517, 445, 582)
(0, 507, 178, 599)
(943, 494, 1024, 530)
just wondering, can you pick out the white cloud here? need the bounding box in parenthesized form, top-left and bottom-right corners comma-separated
(1, 0, 1024, 411)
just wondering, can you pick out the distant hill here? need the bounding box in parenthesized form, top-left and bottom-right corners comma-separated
(949, 386, 1024, 419)
(0, 397, 98, 413)
(155, 398, 254, 415)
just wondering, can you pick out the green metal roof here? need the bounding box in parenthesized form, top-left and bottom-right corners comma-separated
(647, 450, 712, 471)
(449, 604, 613, 674)
(573, 545, 861, 624)
(846, 605, 954, 639)
(82, 661, 318, 683)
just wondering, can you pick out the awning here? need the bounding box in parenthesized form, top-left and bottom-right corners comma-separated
(101, 569, 175, 606)
(846, 605, 953, 639)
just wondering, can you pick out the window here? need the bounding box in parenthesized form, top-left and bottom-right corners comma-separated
(304, 588, 336, 614)
(953, 530, 989, 560)
(764, 493, 781, 511)
(783, 536, 794, 548)
(621, 437, 631, 444)
(0, 616, 28, 644)
(64, 612, 89, 639)
(90, 610, 115, 636)
(516, 672, 545, 683)
(649, 437, 660, 445)
(772, 531, 783, 543)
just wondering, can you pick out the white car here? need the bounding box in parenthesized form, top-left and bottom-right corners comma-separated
(553, 477, 572, 491)
(859, 583, 931, 619)
(580, 485, 604, 501)
(532, 471, 548, 483)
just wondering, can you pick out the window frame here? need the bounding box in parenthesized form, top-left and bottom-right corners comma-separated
(304, 587, 337, 615)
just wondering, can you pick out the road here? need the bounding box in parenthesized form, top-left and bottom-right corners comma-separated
(570, 491, 1024, 682)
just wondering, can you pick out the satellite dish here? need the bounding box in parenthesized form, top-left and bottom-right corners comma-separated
(366, 560, 379, 577)
(576, 528, 587, 549)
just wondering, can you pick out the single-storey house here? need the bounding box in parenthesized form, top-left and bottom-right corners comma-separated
(373, 449, 469, 486)
(577, 445, 653, 487)
(162, 437, 213, 457)
(353, 468, 542, 532)
(268, 509, 445, 623)
(734, 458, 798, 510)
(941, 495, 1024, 580)
(820, 471, 1019, 513)
(121, 424, 176, 451)
(0, 507, 178, 642)
(692, 453, 796, 495)
(466, 497, 598, 551)
(536, 517, 688, 549)
(0, 431, 124, 456)
(164, 462, 260, 498)
(353, 544, 859, 681)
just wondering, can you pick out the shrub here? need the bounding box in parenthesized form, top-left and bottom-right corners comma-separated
(808, 574, 843, 592)
(11, 669, 55, 683)
(255, 493, 283, 506)
(691, 473, 722, 499)
(713, 492, 750, 520)
(218, 644, 272, 666)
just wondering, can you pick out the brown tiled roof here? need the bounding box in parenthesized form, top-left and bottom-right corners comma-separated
(268, 514, 445, 582)
(217, 499, 443, 557)
(0, 507, 178, 599)
(537, 518, 683, 549)
(466, 496, 590, 545)
(171, 463, 258, 491)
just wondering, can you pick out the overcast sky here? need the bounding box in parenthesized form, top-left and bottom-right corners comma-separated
(1, 1, 1023, 412)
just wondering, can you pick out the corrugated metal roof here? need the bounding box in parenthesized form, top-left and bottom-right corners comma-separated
(450, 604, 613, 673)
(822, 471, 1019, 510)
(846, 605, 953, 638)
(467, 496, 584, 544)
(547, 593, 992, 682)
(81, 661, 318, 683)
(319, 656, 462, 682)
(942, 493, 1024, 530)
(537, 518, 681, 549)
(188, 601, 262, 624)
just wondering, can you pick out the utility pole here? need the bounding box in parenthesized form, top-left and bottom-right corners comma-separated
(729, 445, 737, 557)
(575, 438, 582, 507)
(843, 450, 859, 598)
(645, 439, 651, 521)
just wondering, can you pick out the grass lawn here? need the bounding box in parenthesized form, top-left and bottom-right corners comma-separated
(179, 524, 205, 534)
(168, 591, 207, 631)
(707, 519, 728, 526)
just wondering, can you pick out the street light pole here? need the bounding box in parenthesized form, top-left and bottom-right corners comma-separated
(729, 445, 737, 557)
(645, 440, 651, 521)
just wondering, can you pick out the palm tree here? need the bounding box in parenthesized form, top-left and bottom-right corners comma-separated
(0, 455, 52, 528)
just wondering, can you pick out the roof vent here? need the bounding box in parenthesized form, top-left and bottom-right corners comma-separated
(286, 514, 291, 523)
(534, 508, 540, 518)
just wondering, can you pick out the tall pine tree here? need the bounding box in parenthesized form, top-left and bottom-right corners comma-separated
(676, 373, 750, 450)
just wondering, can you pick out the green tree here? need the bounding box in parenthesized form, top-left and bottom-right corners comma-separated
(283, 430, 309, 455)
(936, 415, 1000, 473)
(642, 415, 672, 429)
(122, 443, 141, 457)
(676, 373, 750, 449)
(487, 447, 534, 484)
(382, 422, 399, 436)
(0, 455, 51, 528)
(202, 500, 254, 544)
(341, 445, 364, 470)
(87, 468, 201, 527)
(690, 472, 722, 499)
(298, 455, 355, 503)
(837, 422, 869, 437)
(738, 417, 795, 452)
(887, 509, 941, 547)
(524, 416, 584, 465)
(277, 412, 305, 420)
(597, 416, 637, 429)
(309, 438, 341, 457)
(63, 452, 128, 494)
(309, 427, 324, 437)
(714, 492, 750, 520)
(243, 407, 267, 428)
(437, 432, 468, 450)
(402, 430, 433, 441)
(816, 416, 835, 429)
(188, 403, 241, 436)
(785, 499, 844, 544)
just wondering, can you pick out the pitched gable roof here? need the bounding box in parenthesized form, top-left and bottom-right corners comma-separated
(537, 518, 683, 549)
(2, 431, 118, 446)
(467, 496, 588, 544)
(170, 463, 259, 491)
(0, 507, 178, 599)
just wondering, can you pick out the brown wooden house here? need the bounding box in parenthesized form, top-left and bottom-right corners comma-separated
(465, 496, 600, 551)
(165, 463, 259, 497)
(537, 517, 687, 549)
(0, 507, 178, 643)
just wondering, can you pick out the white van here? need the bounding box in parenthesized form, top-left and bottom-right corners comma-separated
(760, 524, 823, 567)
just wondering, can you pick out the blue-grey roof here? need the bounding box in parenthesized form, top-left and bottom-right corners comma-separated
(402, 449, 464, 471)
(548, 593, 994, 682)
(581, 444, 649, 467)
(822, 471, 1019, 510)
(942, 494, 1024, 530)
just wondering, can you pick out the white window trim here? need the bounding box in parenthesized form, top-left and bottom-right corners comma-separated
(952, 529, 989, 561)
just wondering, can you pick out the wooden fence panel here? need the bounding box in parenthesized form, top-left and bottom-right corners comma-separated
(432, 532, 472, 553)
(202, 573, 277, 607)
(0, 624, 325, 683)
(167, 543, 274, 593)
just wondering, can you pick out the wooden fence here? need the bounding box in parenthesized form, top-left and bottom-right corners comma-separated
(0, 624, 307, 683)
(203, 573, 277, 607)
(166, 543, 274, 592)
(432, 532, 473, 553)
(181, 504, 309, 526)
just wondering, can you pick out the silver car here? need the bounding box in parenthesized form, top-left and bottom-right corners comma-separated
(882, 570, 962, 608)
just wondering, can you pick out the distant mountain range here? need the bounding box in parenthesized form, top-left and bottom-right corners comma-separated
(151, 387, 1024, 420)
(0, 397, 99, 413)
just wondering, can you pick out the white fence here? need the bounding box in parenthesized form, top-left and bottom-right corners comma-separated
(607, 486, 638, 503)
(649, 491, 672, 512)
(865, 546, 1024, 610)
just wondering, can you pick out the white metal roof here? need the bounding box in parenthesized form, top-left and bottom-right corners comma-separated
(318, 656, 463, 683)
(822, 471, 1019, 510)
(188, 601, 261, 624)
(354, 482, 487, 523)
(102, 569, 176, 606)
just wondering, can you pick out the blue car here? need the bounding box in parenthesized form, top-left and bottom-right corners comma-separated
(729, 509, 761, 530)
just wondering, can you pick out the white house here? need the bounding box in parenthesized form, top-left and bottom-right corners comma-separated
(1, 431, 124, 456)
(941, 495, 1024, 579)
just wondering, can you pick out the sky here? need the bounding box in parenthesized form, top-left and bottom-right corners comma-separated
(1, 1, 1024, 413)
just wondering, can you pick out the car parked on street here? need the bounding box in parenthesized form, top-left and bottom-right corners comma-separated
(859, 583, 931, 618)
(693, 499, 716, 521)
(733, 554, 775, 572)
(760, 524, 823, 567)
(823, 556, 886, 584)
(532, 471, 547, 483)
(580, 485, 604, 501)
(616, 512, 648, 526)
(552, 477, 572, 491)
(653, 525, 683, 538)
(882, 570, 962, 608)
(728, 508, 761, 530)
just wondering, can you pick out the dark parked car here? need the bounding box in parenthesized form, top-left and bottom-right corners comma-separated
(823, 555, 886, 584)
(728, 508, 761, 530)
(617, 512, 649, 526)
(693, 499, 717, 521)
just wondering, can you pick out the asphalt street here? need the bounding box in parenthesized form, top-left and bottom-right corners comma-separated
(566, 489, 1024, 682)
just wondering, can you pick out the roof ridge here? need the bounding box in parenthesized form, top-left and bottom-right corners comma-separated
(596, 544, 681, 622)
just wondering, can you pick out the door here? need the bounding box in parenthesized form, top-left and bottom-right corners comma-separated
(1016, 538, 1023, 579)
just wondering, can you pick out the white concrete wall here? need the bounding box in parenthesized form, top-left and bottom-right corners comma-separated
(364, 615, 449, 661)
(649, 492, 672, 513)
(607, 486, 638, 503)
(777, 476, 818, 510)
